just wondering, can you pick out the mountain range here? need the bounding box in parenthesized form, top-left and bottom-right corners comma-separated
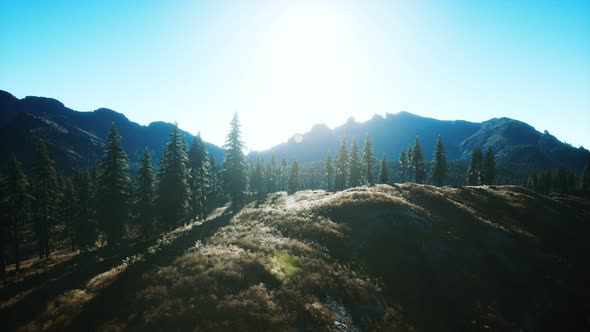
(0, 90, 223, 174)
(255, 112, 590, 171)
(1, 90, 589, 175)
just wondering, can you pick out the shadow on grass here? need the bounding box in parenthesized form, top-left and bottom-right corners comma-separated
(65, 211, 233, 331)
(0, 238, 157, 331)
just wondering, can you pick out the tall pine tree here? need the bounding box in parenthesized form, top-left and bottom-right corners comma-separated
(412, 137, 426, 184)
(31, 139, 57, 258)
(334, 138, 349, 190)
(72, 169, 96, 250)
(250, 155, 265, 198)
(96, 123, 130, 245)
(430, 135, 448, 186)
(483, 145, 496, 185)
(288, 160, 300, 194)
(221, 113, 247, 212)
(188, 134, 211, 220)
(157, 124, 191, 229)
(278, 154, 288, 191)
(406, 143, 414, 182)
(134, 147, 156, 238)
(348, 138, 362, 187)
(324, 152, 334, 191)
(58, 179, 76, 250)
(399, 148, 407, 183)
(379, 154, 389, 184)
(362, 135, 376, 185)
(467, 146, 484, 185)
(3, 154, 31, 272)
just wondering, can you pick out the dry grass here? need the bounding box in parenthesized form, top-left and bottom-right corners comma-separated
(3, 185, 590, 331)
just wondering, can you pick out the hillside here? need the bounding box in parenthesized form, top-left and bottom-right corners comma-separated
(0, 90, 223, 174)
(1, 185, 589, 331)
(255, 112, 590, 171)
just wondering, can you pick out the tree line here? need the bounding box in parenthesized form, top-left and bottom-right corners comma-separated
(3, 111, 588, 274)
(321, 134, 496, 189)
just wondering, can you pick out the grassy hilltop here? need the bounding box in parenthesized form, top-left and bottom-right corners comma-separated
(1, 184, 590, 331)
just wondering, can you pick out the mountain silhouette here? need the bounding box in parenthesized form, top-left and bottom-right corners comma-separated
(0, 90, 223, 173)
(254, 111, 590, 170)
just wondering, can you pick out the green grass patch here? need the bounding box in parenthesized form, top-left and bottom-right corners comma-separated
(268, 250, 298, 280)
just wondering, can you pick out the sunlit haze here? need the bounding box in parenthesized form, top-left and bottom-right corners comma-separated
(1, 0, 589, 151)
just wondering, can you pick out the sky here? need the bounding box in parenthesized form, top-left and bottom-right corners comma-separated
(1, 0, 589, 151)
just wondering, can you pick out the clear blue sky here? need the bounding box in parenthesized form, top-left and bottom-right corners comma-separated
(1, 0, 589, 151)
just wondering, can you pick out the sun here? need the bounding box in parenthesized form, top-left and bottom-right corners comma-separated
(258, 5, 367, 115)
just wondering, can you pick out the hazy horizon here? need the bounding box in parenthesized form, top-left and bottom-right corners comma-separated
(1, 0, 589, 150)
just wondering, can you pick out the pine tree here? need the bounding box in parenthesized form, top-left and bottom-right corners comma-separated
(157, 124, 191, 230)
(221, 113, 247, 212)
(265, 153, 278, 193)
(483, 145, 496, 185)
(58, 179, 76, 250)
(288, 160, 300, 194)
(134, 147, 156, 238)
(279, 154, 288, 191)
(324, 152, 334, 191)
(2, 154, 31, 272)
(362, 135, 376, 185)
(250, 155, 265, 198)
(467, 147, 484, 185)
(379, 154, 389, 184)
(96, 123, 130, 245)
(582, 164, 590, 189)
(209, 154, 220, 195)
(430, 135, 448, 186)
(188, 134, 211, 220)
(31, 139, 57, 258)
(72, 169, 96, 250)
(412, 137, 426, 184)
(334, 138, 349, 190)
(348, 138, 362, 187)
(399, 148, 407, 183)
(527, 172, 538, 192)
(406, 143, 414, 182)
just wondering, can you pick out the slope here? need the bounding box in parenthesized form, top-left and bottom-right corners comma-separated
(1, 185, 589, 331)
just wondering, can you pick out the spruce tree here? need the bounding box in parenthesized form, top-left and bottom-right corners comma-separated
(406, 143, 414, 182)
(250, 155, 265, 198)
(73, 169, 96, 250)
(288, 160, 300, 194)
(58, 179, 76, 250)
(379, 154, 389, 184)
(265, 153, 277, 193)
(3, 154, 31, 272)
(412, 137, 426, 184)
(362, 135, 376, 185)
(96, 123, 130, 245)
(430, 135, 448, 186)
(221, 113, 247, 212)
(31, 139, 57, 258)
(134, 147, 156, 238)
(278, 154, 288, 191)
(188, 134, 211, 220)
(348, 138, 362, 187)
(334, 138, 349, 190)
(467, 147, 484, 185)
(399, 148, 407, 183)
(157, 124, 191, 229)
(209, 154, 220, 195)
(483, 145, 496, 185)
(324, 152, 334, 190)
